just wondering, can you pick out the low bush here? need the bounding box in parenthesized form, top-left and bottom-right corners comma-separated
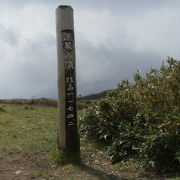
(0, 98, 89, 110)
(0, 98, 58, 107)
(0, 106, 5, 112)
(77, 101, 90, 110)
(80, 58, 180, 173)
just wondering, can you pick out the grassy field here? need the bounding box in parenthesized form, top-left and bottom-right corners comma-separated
(0, 104, 58, 155)
(0, 104, 179, 180)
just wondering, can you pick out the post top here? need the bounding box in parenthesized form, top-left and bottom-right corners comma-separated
(57, 5, 73, 10)
(56, 5, 74, 31)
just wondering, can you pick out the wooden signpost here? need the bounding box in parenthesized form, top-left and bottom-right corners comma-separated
(56, 6, 80, 152)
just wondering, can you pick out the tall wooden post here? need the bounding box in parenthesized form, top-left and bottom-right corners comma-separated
(56, 5, 80, 152)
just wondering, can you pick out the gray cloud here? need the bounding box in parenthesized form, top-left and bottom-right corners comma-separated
(0, 24, 19, 46)
(1, 0, 180, 12)
(76, 39, 163, 95)
(0, 0, 179, 98)
(9, 34, 57, 98)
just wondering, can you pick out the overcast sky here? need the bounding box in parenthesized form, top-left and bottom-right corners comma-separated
(0, 0, 180, 99)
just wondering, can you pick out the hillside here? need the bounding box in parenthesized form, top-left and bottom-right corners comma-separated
(80, 90, 110, 100)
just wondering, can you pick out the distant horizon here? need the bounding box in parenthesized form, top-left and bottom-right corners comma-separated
(0, 88, 110, 100)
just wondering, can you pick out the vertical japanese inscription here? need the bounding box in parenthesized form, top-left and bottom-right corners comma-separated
(62, 30, 76, 127)
(56, 5, 80, 152)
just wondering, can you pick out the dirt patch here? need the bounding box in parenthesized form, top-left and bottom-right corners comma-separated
(0, 151, 164, 180)
(0, 153, 56, 180)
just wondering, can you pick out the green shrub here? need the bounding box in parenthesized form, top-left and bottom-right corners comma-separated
(80, 58, 180, 173)
(175, 148, 180, 163)
(138, 124, 180, 173)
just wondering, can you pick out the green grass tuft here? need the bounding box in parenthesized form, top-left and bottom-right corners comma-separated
(51, 148, 80, 165)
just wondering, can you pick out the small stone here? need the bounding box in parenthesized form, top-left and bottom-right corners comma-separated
(15, 170, 23, 175)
